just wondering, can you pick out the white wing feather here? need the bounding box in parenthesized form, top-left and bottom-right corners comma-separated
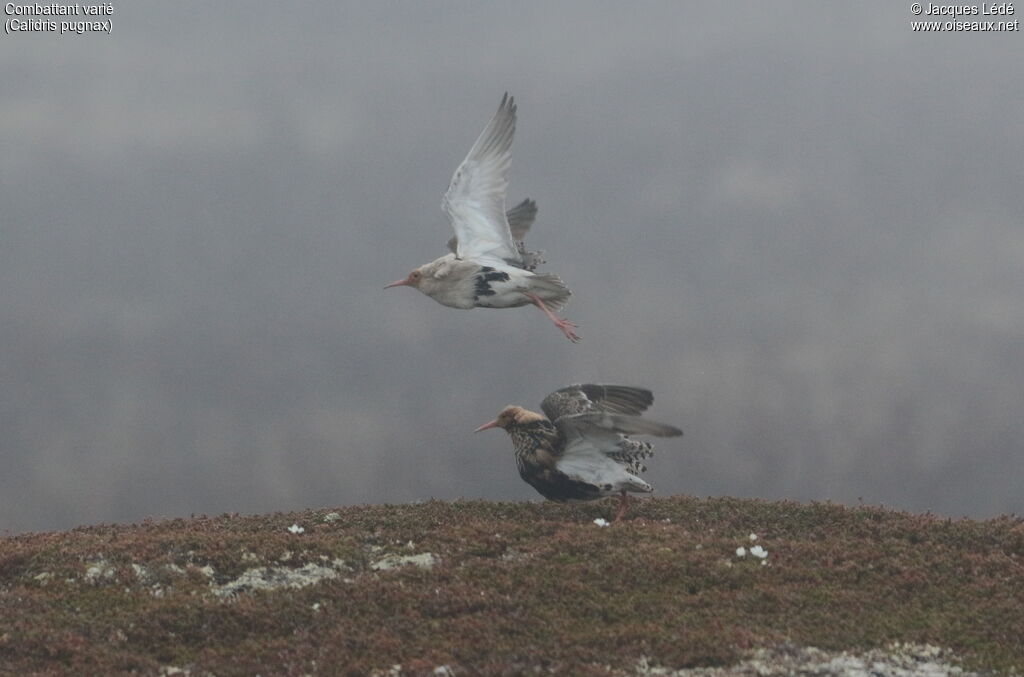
(556, 438, 653, 494)
(442, 93, 522, 266)
(551, 410, 680, 494)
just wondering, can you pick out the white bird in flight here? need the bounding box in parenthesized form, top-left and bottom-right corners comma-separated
(384, 93, 580, 342)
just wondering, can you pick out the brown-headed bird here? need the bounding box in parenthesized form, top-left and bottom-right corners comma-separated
(475, 384, 682, 520)
(384, 93, 579, 342)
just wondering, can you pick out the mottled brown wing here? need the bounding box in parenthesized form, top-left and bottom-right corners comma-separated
(540, 384, 654, 423)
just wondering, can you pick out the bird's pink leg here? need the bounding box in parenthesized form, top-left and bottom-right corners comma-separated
(524, 292, 580, 343)
(613, 491, 630, 522)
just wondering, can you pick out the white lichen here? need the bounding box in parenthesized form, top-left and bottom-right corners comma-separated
(212, 562, 340, 598)
(369, 552, 438, 571)
(634, 643, 973, 676)
(158, 667, 190, 676)
(84, 559, 116, 584)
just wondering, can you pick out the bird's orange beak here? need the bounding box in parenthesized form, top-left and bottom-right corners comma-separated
(383, 276, 411, 289)
(474, 419, 500, 433)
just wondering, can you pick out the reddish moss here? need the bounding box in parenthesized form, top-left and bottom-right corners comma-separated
(0, 497, 1021, 674)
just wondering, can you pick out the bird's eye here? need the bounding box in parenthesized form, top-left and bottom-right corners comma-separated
(410, 271, 421, 279)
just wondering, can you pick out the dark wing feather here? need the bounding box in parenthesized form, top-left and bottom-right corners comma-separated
(504, 198, 537, 241)
(545, 387, 681, 489)
(541, 384, 654, 423)
(559, 412, 682, 439)
(507, 198, 545, 270)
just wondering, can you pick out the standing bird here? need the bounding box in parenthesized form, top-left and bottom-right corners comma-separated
(384, 94, 580, 342)
(475, 385, 682, 521)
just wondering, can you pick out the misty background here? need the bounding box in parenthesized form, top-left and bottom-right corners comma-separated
(2, 3, 1021, 534)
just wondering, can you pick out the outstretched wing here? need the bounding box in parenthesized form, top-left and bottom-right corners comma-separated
(552, 410, 681, 492)
(556, 412, 682, 442)
(505, 198, 545, 271)
(447, 197, 538, 257)
(555, 443, 654, 495)
(442, 93, 521, 267)
(541, 384, 655, 423)
(504, 197, 537, 241)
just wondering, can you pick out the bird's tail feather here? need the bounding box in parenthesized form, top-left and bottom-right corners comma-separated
(529, 273, 572, 311)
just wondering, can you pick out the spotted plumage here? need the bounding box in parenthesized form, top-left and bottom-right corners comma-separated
(384, 94, 579, 342)
(504, 417, 606, 502)
(475, 384, 683, 520)
(473, 267, 512, 300)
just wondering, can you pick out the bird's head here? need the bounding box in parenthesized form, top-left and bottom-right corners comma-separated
(383, 266, 425, 290)
(474, 405, 544, 433)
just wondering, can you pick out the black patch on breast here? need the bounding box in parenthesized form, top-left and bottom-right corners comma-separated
(473, 266, 511, 300)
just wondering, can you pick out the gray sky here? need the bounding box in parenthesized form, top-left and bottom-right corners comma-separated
(2, 2, 1022, 533)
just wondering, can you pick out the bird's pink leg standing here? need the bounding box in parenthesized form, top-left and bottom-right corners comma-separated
(524, 292, 580, 342)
